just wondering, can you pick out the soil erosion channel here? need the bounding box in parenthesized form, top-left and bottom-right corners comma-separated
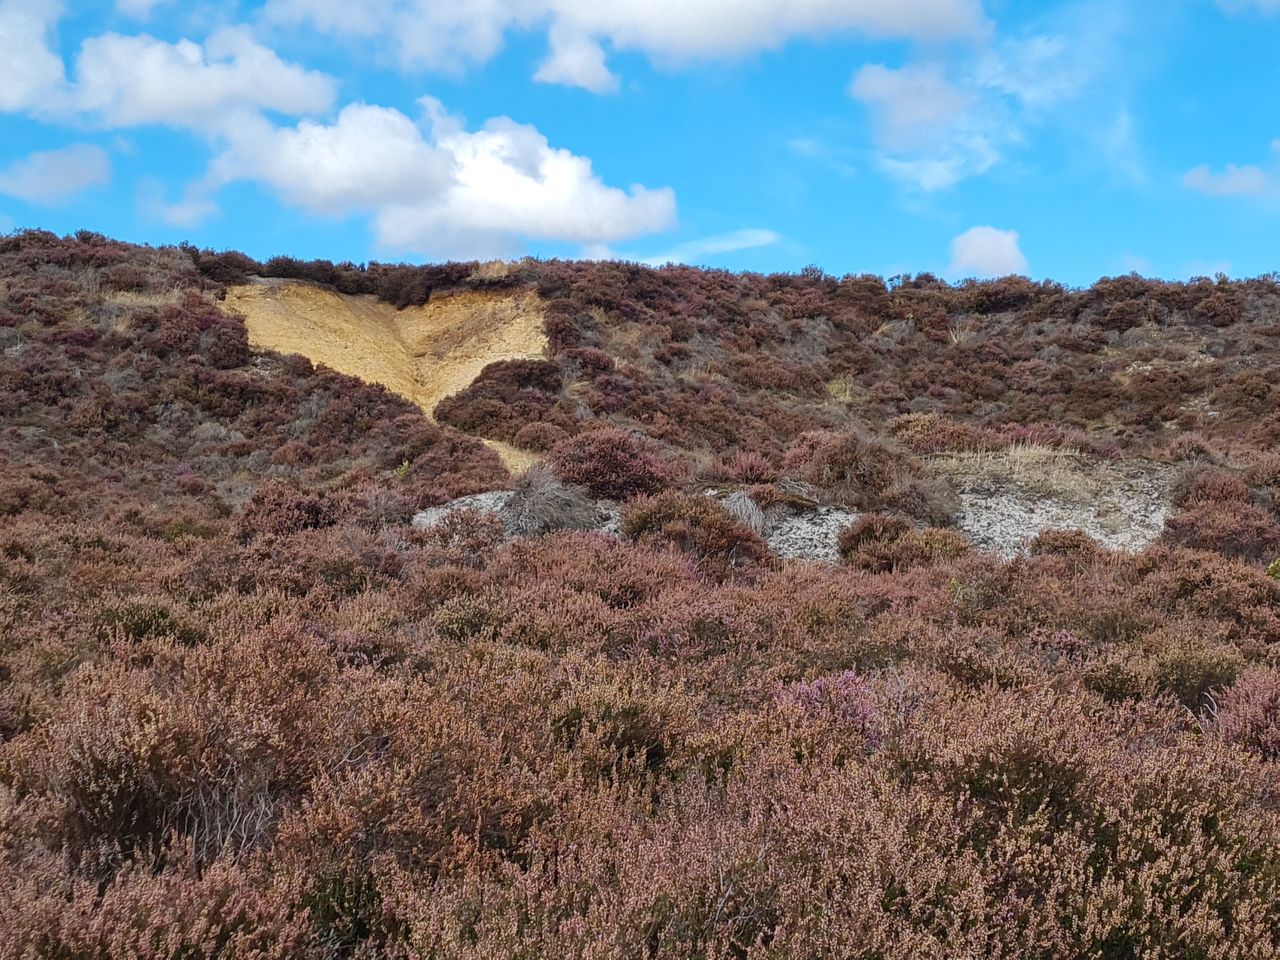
(224, 279, 547, 470)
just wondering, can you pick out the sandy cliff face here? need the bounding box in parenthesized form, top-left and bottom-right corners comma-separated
(222, 279, 546, 470)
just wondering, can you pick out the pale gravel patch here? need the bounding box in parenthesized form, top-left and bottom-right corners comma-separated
(762, 507, 859, 564)
(411, 455, 1175, 563)
(935, 453, 1178, 558)
(412, 491, 513, 530)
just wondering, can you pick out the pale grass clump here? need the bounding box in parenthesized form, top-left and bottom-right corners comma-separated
(930, 443, 1103, 501)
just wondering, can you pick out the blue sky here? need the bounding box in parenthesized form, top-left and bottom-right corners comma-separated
(1, 0, 1278, 284)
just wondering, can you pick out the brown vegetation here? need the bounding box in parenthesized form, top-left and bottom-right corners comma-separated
(3, 231, 1280, 957)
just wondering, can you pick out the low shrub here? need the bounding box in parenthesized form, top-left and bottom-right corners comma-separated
(1152, 642, 1244, 711)
(237, 482, 337, 541)
(1162, 500, 1280, 564)
(889, 412, 998, 454)
(1172, 465, 1251, 508)
(433, 359, 564, 443)
(783, 428, 935, 514)
(621, 491, 773, 580)
(512, 421, 570, 452)
(837, 515, 969, 572)
(711, 450, 778, 484)
(1213, 667, 1280, 759)
(1028, 528, 1103, 560)
(411, 509, 507, 567)
(549, 427, 674, 500)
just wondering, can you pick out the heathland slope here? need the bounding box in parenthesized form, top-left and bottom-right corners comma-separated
(3, 231, 1280, 958)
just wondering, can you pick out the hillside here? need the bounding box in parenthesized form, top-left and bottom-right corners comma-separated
(3, 230, 1280, 958)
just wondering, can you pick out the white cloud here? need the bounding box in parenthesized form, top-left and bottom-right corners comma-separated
(182, 98, 676, 258)
(534, 25, 617, 94)
(140, 179, 220, 227)
(264, 0, 988, 89)
(0, 0, 66, 113)
(948, 226, 1028, 278)
(375, 108, 676, 257)
(207, 104, 454, 215)
(0, 8, 338, 132)
(641, 228, 779, 265)
(850, 64, 975, 151)
(1117, 253, 1152, 275)
(71, 27, 337, 131)
(0, 143, 110, 204)
(850, 62, 999, 190)
(849, 4, 1135, 191)
(1183, 163, 1271, 197)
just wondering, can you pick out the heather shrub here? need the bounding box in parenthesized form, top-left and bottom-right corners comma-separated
(879, 474, 960, 526)
(500, 465, 600, 536)
(836, 514, 910, 563)
(13, 234, 1280, 956)
(1165, 431, 1222, 463)
(775, 669, 884, 749)
(711, 450, 777, 484)
(412, 508, 507, 566)
(889, 412, 997, 454)
(1172, 464, 1251, 508)
(783, 428, 955, 522)
(838, 515, 968, 572)
(621, 491, 773, 580)
(1152, 641, 1244, 711)
(1083, 655, 1151, 703)
(549, 427, 674, 500)
(433, 359, 563, 443)
(1027, 527, 1103, 560)
(564, 345, 616, 375)
(92, 598, 206, 646)
(236, 482, 337, 540)
(512, 420, 569, 452)
(1245, 451, 1280, 490)
(1213, 667, 1280, 759)
(1162, 499, 1280, 564)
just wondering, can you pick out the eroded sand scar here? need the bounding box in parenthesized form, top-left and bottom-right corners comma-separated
(222, 279, 548, 469)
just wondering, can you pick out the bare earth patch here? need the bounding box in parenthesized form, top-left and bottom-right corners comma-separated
(222, 279, 548, 469)
(929, 445, 1178, 556)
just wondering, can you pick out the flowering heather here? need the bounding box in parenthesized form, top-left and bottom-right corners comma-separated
(3, 232, 1280, 957)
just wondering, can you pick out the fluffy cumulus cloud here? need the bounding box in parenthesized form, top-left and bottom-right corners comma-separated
(948, 225, 1028, 278)
(180, 98, 676, 258)
(71, 28, 338, 130)
(264, 0, 988, 90)
(1183, 163, 1271, 197)
(0, 0, 66, 113)
(207, 105, 454, 216)
(0, 7, 336, 131)
(0, 144, 111, 204)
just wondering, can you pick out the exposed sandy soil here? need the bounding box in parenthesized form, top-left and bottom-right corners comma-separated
(222, 279, 548, 470)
